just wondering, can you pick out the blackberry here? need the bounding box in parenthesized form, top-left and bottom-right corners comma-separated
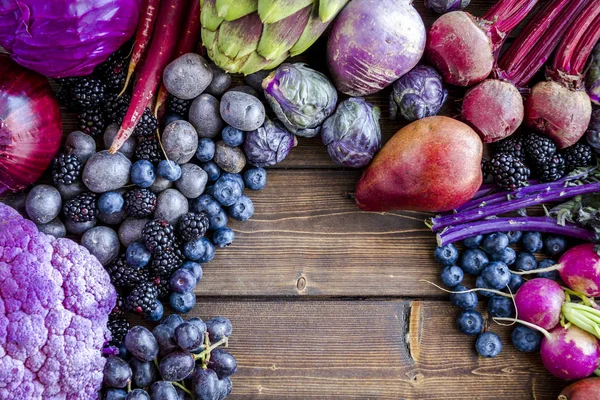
(493, 134, 525, 161)
(524, 132, 557, 166)
(125, 281, 158, 315)
(134, 108, 159, 138)
(55, 84, 78, 110)
(153, 277, 170, 300)
(78, 108, 106, 136)
(490, 152, 530, 190)
(62, 192, 97, 223)
(111, 294, 126, 317)
(69, 77, 107, 110)
(123, 188, 157, 218)
(104, 92, 130, 124)
(135, 136, 164, 164)
(52, 154, 82, 185)
(562, 142, 594, 173)
(481, 159, 492, 178)
(179, 212, 210, 242)
(107, 316, 130, 346)
(536, 153, 566, 182)
(106, 255, 150, 288)
(150, 248, 184, 279)
(96, 49, 129, 93)
(167, 96, 192, 117)
(142, 219, 177, 254)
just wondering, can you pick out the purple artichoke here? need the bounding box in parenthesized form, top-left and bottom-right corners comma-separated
(389, 64, 448, 122)
(585, 108, 600, 153)
(262, 63, 337, 138)
(321, 98, 381, 168)
(586, 43, 600, 106)
(244, 119, 297, 167)
(424, 0, 470, 14)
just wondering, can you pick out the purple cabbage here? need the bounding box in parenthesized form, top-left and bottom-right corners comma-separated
(0, 0, 142, 78)
(424, 0, 470, 14)
(586, 108, 600, 153)
(244, 119, 297, 167)
(586, 43, 600, 106)
(321, 98, 381, 168)
(389, 64, 448, 122)
(262, 63, 337, 138)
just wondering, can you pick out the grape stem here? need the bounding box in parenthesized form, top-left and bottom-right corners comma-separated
(172, 382, 193, 396)
(193, 336, 229, 363)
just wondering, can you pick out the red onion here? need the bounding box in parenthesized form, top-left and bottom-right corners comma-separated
(0, 55, 62, 195)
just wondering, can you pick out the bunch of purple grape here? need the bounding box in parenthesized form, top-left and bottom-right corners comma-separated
(102, 314, 236, 399)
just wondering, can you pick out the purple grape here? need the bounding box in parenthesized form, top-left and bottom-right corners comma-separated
(161, 314, 184, 330)
(207, 349, 237, 379)
(187, 317, 207, 336)
(125, 389, 150, 400)
(205, 317, 232, 343)
(216, 377, 232, 400)
(153, 324, 179, 357)
(149, 381, 178, 400)
(129, 358, 158, 388)
(103, 356, 132, 388)
(175, 322, 205, 352)
(191, 368, 219, 400)
(159, 351, 195, 381)
(125, 326, 159, 362)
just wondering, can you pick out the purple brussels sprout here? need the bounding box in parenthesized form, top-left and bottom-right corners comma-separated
(244, 119, 297, 167)
(262, 63, 337, 138)
(389, 64, 448, 122)
(585, 108, 600, 153)
(424, 0, 470, 14)
(321, 98, 382, 168)
(586, 43, 600, 106)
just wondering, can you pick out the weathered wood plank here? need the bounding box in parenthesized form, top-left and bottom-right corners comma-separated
(141, 299, 563, 399)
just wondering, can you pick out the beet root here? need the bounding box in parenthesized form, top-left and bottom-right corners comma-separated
(559, 377, 600, 400)
(525, 80, 593, 148)
(461, 79, 524, 143)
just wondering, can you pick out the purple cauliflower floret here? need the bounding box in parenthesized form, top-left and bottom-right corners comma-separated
(0, 202, 116, 400)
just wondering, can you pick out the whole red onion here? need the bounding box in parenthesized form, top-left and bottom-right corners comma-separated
(0, 55, 62, 195)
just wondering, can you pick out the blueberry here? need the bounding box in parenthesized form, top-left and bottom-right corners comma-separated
(544, 235, 567, 257)
(209, 209, 228, 231)
(456, 310, 483, 335)
(440, 265, 464, 288)
(146, 299, 164, 322)
(506, 273, 524, 294)
(433, 244, 459, 266)
(536, 258, 559, 280)
(192, 194, 222, 217)
(197, 238, 215, 263)
(488, 295, 515, 318)
(157, 160, 182, 181)
(196, 138, 216, 162)
(514, 252, 537, 271)
(184, 238, 208, 261)
(170, 268, 197, 294)
(221, 172, 245, 189)
(213, 176, 242, 206)
(221, 126, 245, 147)
(511, 325, 542, 352)
(506, 231, 522, 244)
(205, 184, 215, 196)
(449, 285, 478, 310)
(476, 332, 502, 358)
(475, 276, 494, 298)
(227, 195, 254, 221)
(98, 192, 124, 214)
(481, 233, 509, 254)
(481, 261, 511, 290)
(169, 291, 196, 313)
(182, 261, 203, 283)
(201, 161, 221, 182)
(213, 227, 235, 248)
(244, 167, 267, 190)
(131, 160, 156, 188)
(461, 249, 489, 275)
(463, 235, 483, 249)
(126, 241, 151, 269)
(489, 247, 516, 265)
(522, 232, 543, 253)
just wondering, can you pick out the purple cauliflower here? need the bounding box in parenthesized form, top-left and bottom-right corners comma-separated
(244, 119, 297, 167)
(0, 202, 116, 399)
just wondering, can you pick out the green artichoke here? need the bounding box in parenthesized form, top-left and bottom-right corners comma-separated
(200, 0, 349, 74)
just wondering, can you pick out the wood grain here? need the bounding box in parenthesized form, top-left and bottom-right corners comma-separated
(136, 299, 563, 400)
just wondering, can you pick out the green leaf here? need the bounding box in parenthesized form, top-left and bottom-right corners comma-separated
(318, 0, 348, 22)
(201, 27, 218, 53)
(216, 0, 258, 21)
(256, 5, 311, 61)
(217, 13, 263, 59)
(289, 2, 328, 56)
(201, 0, 224, 31)
(258, 0, 313, 23)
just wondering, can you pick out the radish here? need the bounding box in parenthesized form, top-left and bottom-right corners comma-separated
(120, 0, 161, 96)
(154, 0, 202, 117)
(425, 0, 539, 87)
(109, 0, 187, 153)
(515, 278, 565, 330)
(460, 0, 590, 142)
(525, 2, 600, 148)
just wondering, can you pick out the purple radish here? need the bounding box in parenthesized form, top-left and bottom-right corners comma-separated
(514, 278, 565, 330)
(541, 325, 600, 380)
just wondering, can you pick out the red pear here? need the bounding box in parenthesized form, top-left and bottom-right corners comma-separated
(559, 377, 600, 400)
(355, 116, 483, 212)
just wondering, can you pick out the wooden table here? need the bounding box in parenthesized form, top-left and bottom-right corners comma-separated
(10, 0, 570, 398)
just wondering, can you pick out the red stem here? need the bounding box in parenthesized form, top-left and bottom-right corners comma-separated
(573, 15, 600, 73)
(494, 0, 539, 34)
(496, 0, 590, 87)
(483, 0, 522, 22)
(482, 0, 539, 54)
(553, 1, 600, 74)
